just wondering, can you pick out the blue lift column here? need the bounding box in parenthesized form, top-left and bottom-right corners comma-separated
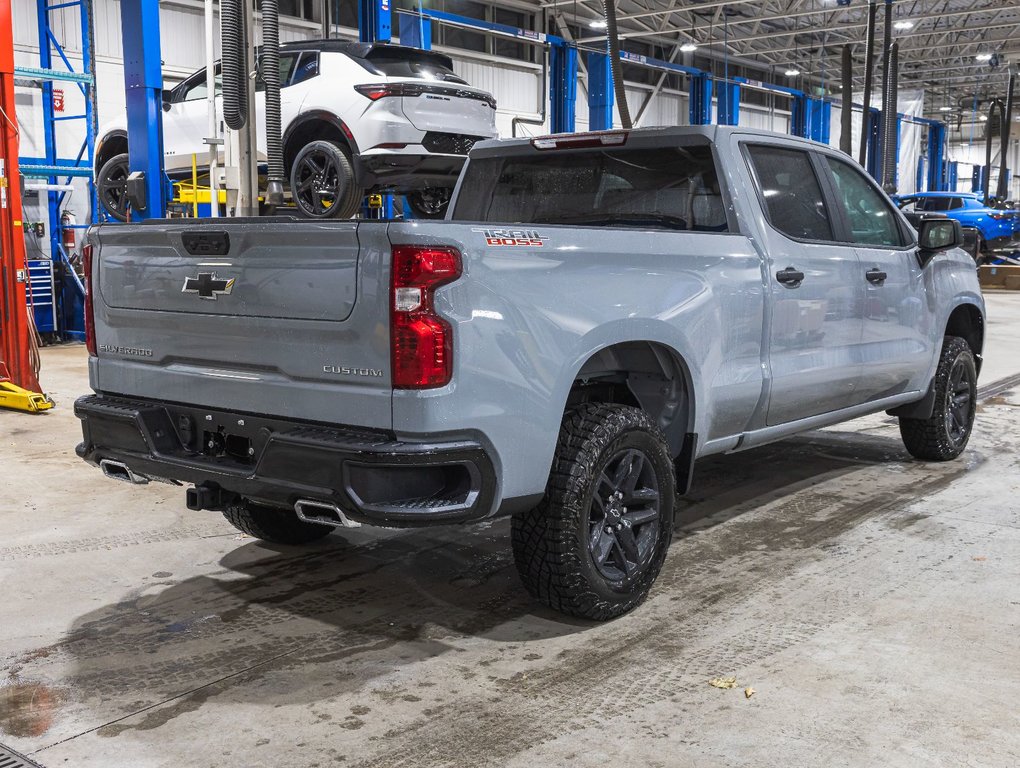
(120, 0, 166, 219)
(549, 44, 577, 134)
(359, 0, 391, 43)
(689, 73, 712, 125)
(716, 80, 739, 125)
(926, 121, 947, 192)
(587, 51, 614, 131)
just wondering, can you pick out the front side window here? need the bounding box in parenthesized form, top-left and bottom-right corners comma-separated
(452, 144, 729, 232)
(825, 157, 906, 247)
(176, 68, 221, 102)
(746, 145, 833, 241)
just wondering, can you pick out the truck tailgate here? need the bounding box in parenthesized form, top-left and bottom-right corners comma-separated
(89, 219, 393, 429)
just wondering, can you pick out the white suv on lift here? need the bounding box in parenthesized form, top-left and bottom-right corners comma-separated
(93, 40, 499, 220)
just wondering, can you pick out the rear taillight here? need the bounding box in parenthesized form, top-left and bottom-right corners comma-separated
(354, 83, 497, 109)
(390, 245, 461, 389)
(82, 242, 97, 357)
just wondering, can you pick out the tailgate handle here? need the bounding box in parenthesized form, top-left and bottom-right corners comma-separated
(182, 231, 231, 256)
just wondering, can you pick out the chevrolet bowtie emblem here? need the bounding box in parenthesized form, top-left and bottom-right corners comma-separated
(182, 272, 235, 300)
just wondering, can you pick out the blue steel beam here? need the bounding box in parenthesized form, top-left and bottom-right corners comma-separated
(689, 72, 711, 125)
(120, 0, 166, 219)
(396, 8, 563, 46)
(587, 51, 613, 131)
(549, 44, 577, 134)
(359, 0, 391, 43)
(925, 121, 947, 192)
(716, 80, 739, 126)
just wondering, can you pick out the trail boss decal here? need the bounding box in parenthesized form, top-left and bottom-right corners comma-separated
(472, 228, 548, 247)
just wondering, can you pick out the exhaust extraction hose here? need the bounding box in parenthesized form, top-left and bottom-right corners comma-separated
(984, 99, 1005, 202)
(858, 0, 877, 166)
(840, 44, 853, 155)
(221, 0, 248, 131)
(880, 41, 899, 193)
(260, 0, 285, 204)
(996, 67, 1016, 200)
(602, 0, 631, 129)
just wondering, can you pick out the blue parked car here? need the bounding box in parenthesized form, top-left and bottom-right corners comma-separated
(893, 192, 1019, 256)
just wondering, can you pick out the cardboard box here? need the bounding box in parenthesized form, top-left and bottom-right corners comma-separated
(978, 265, 1020, 289)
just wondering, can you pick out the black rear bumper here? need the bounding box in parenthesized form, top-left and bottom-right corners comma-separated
(74, 394, 497, 526)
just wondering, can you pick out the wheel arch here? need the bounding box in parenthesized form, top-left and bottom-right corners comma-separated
(283, 112, 359, 171)
(95, 130, 128, 173)
(945, 301, 984, 375)
(566, 339, 698, 492)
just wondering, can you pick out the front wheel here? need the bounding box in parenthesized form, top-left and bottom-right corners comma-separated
(290, 140, 362, 220)
(899, 336, 977, 461)
(222, 498, 333, 545)
(512, 403, 675, 621)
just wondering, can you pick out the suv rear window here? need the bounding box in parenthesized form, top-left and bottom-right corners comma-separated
(452, 145, 729, 232)
(921, 197, 961, 211)
(358, 49, 467, 84)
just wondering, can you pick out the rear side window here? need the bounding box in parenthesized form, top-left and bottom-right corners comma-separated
(746, 146, 833, 241)
(825, 156, 906, 247)
(452, 145, 730, 232)
(922, 197, 952, 212)
(291, 52, 319, 85)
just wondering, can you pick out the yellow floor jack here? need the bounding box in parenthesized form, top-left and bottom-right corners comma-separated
(0, 364, 53, 413)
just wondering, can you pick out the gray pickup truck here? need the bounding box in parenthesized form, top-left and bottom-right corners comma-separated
(76, 126, 985, 620)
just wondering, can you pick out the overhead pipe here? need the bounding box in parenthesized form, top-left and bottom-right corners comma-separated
(221, 0, 248, 131)
(983, 99, 1005, 202)
(995, 66, 1016, 200)
(840, 44, 853, 155)
(602, 0, 631, 128)
(260, 0, 285, 207)
(881, 41, 899, 192)
(858, 0, 877, 166)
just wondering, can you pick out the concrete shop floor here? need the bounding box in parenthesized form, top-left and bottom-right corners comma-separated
(2, 294, 1019, 768)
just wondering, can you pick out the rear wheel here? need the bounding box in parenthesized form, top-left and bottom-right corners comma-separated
(96, 152, 131, 222)
(290, 140, 362, 220)
(222, 498, 333, 545)
(406, 188, 452, 219)
(512, 403, 675, 621)
(899, 336, 977, 461)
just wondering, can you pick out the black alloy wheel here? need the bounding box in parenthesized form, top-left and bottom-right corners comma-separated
(587, 448, 661, 584)
(290, 140, 360, 220)
(96, 152, 131, 222)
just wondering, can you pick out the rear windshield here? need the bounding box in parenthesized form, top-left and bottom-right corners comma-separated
(452, 145, 729, 232)
(357, 49, 466, 84)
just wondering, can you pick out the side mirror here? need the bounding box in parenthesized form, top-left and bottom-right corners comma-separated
(916, 217, 962, 267)
(161, 90, 173, 112)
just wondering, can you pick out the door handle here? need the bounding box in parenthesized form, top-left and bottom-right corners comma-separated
(865, 268, 888, 285)
(776, 267, 805, 287)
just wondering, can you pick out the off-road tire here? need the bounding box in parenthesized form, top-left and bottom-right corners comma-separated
(222, 498, 333, 545)
(899, 336, 977, 461)
(96, 152, 131, 222)
(512, 403, 675, 621)
(290, 140, 362, 220)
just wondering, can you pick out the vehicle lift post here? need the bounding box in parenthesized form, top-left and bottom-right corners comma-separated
(119, 0, 167, 219)
(0, 0, 49, 407)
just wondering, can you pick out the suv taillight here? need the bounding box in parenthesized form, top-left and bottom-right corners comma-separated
(390, 245, 461, 389)
(355, 83, 425, 100)
(82, 242, 97, 357)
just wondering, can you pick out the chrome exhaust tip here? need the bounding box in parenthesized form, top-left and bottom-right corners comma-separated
(294, 499, 362, 529)
(99, 459, 150, 485)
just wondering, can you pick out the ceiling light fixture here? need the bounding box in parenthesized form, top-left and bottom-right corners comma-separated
(938, 105, 952, 112)
(893, 20, 913, 30)
(979, 115, 989, 121)
(785, 68, 800, 77)
(589, 19, 607, 29)
(976, 53, 993, 62)
(680, 42, 698, 52)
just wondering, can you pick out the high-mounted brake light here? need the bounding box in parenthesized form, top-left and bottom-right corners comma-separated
(391, 246, 462, 389)
(82, 242, 97, 357)
(531, 131, 629, 150)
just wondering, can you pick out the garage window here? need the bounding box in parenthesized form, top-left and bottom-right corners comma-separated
(453, 145, 729, 232)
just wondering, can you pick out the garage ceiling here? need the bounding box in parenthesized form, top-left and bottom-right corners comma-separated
(540, 0, 1020, 116)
